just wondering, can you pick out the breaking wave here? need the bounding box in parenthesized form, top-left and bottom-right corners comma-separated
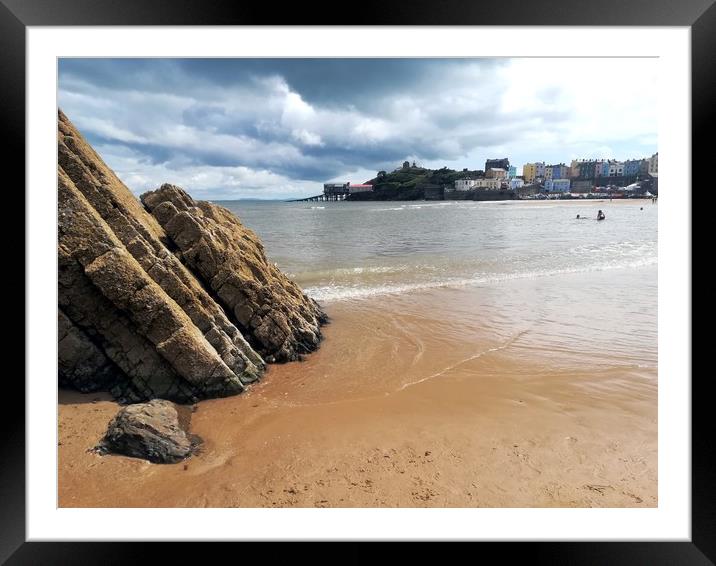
(305, 256, 657, 302)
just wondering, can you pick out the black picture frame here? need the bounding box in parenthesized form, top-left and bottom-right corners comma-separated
(4, 0, 708, 562)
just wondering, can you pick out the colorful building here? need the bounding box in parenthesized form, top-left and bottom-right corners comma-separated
(508, 166, 517, 178)
(523, 162, 546, 182)
(544, 179, 571, 193)
(594, 160, 610, 178)
(578, 160, 596, 179)
(623, 159, 641, 177)
(525, 155, 653, 182)
(550, 164, 569, 179)
(523, 163, 537, 183)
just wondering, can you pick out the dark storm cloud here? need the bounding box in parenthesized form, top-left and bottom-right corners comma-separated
(59, 58, 502, 105)
(173, 58, 504, 109)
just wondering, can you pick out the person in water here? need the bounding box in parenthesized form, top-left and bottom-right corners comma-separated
(597, 210, 605, 220)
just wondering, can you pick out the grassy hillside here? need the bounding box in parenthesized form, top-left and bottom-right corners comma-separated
(351, 165, 485, 200)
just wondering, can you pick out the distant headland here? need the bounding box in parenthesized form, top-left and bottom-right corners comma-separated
(292, 156, 658, 202)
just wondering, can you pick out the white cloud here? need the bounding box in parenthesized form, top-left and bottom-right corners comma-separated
(95, 142, 318, 199)
(291, 129, 324, 147)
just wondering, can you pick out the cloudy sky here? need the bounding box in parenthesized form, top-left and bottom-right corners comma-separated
(58, 58, 658, 200)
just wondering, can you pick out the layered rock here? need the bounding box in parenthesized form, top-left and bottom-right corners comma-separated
(142, 184, 327, 363)
(58, 110, 324, 402)
(58, 309, 124, 393)
(96, 399, 199, 463)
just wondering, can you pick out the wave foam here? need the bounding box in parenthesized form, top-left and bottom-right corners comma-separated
(305, 256, 657, 302)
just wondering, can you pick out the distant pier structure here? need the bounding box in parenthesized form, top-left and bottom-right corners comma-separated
(292, 182, 373, 202)
(323, 182, 351, 201)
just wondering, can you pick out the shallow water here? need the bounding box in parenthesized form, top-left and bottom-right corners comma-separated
(220, 199, 656, 299)
(221, 199, 657, 377)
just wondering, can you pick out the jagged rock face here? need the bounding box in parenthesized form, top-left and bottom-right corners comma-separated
(58, 309, 125, 393)
(142, 184, 327, 363)
(97, 399, 199, 464)
(57, 110, 324, 402)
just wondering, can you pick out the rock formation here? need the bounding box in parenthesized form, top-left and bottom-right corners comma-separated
(58, 110, 325, 403)
(142, 184, 326, 363)
(96, 399, 198, 463)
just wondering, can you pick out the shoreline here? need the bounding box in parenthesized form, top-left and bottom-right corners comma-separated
(59, 270, 657, 508)
(297, 194, 657, 204)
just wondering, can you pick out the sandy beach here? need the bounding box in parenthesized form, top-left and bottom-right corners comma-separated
(59, 266, 657, 508)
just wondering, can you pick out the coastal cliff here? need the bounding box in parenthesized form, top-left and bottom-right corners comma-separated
(58, 110, 325, 403)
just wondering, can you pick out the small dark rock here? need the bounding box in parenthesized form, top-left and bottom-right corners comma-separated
(96, 399, 200, 464)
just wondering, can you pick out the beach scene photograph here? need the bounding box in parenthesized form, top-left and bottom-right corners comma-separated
(57, 57, 658, 508)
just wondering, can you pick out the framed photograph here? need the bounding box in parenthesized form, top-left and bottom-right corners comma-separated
(6, 0, 708, 562)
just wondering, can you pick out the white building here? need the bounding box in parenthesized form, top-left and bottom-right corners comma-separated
(608, 161, 625, 177)
(455, 179, 478, 191)
(474, 178, 501, 190)
(509, 178, 524, 190)
(648, 152, 658, 177)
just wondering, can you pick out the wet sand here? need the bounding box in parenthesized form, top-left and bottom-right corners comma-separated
(58, 268, 657, 508)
